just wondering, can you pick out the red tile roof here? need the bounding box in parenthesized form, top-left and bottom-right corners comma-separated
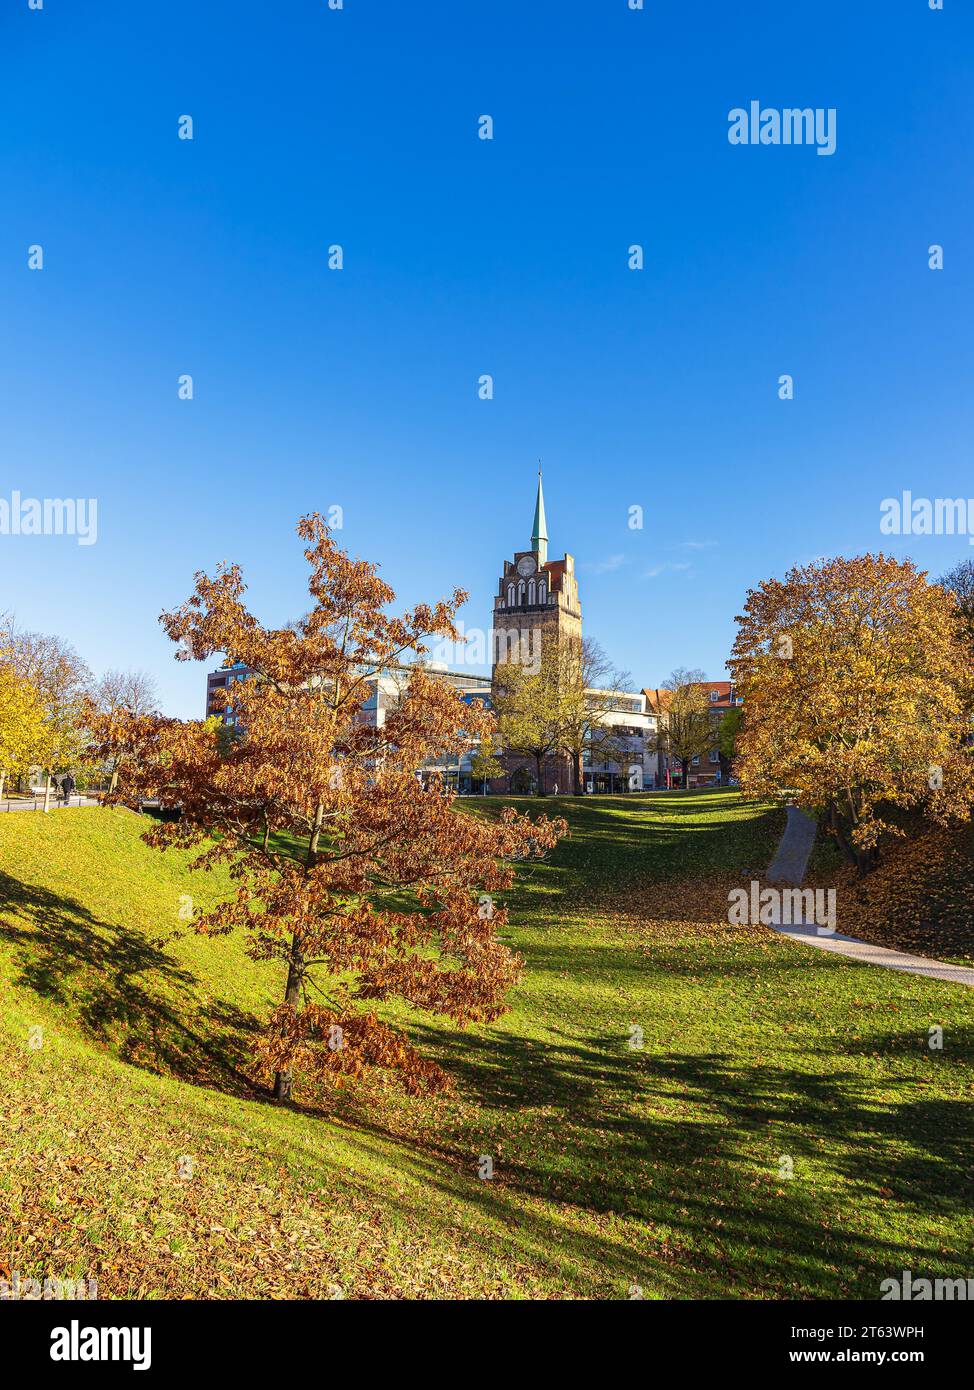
(642, 680, 741, 712)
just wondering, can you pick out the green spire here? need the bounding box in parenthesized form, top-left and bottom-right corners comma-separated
(531, 466, 548, 565)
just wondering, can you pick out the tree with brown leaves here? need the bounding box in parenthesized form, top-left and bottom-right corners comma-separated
(92, 516, 565, 1100)
(730, 554, 974, 875)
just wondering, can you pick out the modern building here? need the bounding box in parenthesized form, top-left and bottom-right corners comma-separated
(204, 658, 491, 790)
(582, 688, 660, 793)
(205, 661, 253, 727)
(363, 666, 492, 793)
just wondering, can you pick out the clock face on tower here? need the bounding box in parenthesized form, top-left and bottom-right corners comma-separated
(516, 555, 536, 577)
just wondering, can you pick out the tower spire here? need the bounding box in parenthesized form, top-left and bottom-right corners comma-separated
(531, 463, 548, 566)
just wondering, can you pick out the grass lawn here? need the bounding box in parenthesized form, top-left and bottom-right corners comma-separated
(1, 791, 972, 1299)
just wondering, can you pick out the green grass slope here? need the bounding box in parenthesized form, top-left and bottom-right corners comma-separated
(1, 793, 972, 1299)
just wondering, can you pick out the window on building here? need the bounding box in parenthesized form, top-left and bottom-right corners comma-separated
(709, 749, 719, 763)
(691, 755, 700, 766)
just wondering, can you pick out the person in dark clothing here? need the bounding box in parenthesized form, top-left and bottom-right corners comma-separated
(61, 773, 75, 806)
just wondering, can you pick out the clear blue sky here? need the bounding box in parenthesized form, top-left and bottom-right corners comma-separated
(2, 0, 971, 717)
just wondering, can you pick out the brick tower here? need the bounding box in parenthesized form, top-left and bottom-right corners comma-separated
(490, 471, 581, 793)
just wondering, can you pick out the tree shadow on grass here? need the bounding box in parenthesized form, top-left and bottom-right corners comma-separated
(835, 1025, 974, 1061)
(396, 1023, 974, 1297)
(0, 870, 263, 1097)
(492, 796, 785, 914)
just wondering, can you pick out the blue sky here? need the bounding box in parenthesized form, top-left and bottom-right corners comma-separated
(2, 0, 972, 717)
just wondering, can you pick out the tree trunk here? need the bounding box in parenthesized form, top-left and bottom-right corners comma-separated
(828, 802, 869, 873)
(272, 948, 302, 1101)
(273, 801, 322, 1101)
(535, 753, 545, 796)
(572, 751, 583, 794)
(855, 844, 879, 877)
(0, 771, 5, 803)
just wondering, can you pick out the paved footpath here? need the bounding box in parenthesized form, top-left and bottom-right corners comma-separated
(767, 804, 974, 988)
(0, 797, 99, 814)
(767, 804, 818, 885)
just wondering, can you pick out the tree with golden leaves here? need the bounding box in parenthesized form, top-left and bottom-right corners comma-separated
(491, 647, 562, 796)
(0, 658, 51, 801)
(92, 516, 565, 1100)
(730, 554, 974, 874)
(1, 618, 92, 789)
(468, 730, 502, 794)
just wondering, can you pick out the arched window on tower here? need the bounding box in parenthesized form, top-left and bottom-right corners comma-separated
(518, 580, 526, 605)
(528, 578, 536, 605)
(507, 583, 515, 607)
(539, 578, 547, 604)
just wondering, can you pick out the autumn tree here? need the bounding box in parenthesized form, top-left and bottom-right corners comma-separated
(0, 659, 51, 801)
(92, 516, 565, 1100)
(468, 731, 502, 794)
(93, 669, 160, 792)
(0, 618, 92, 787)
(717, 705, 743, 782)
(95, 668, 159, 721)
(650, 668, 714, 789)
(940, 557, 974, 646)
(729, 554, 974, 875)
